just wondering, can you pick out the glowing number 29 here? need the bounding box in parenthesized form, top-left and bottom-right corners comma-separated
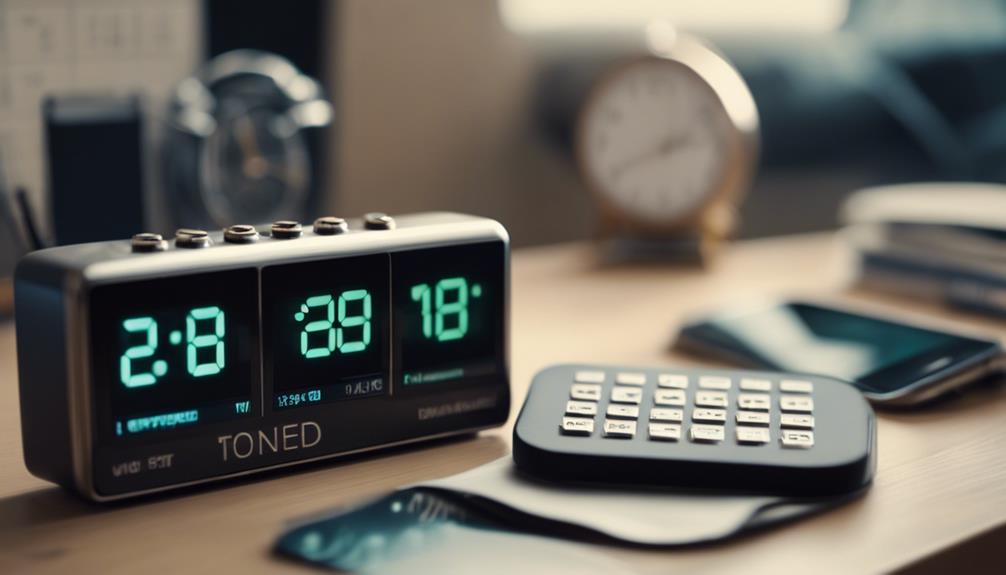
(297, 290, 372, 358)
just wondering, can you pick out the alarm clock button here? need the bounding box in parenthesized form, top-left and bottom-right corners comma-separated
(174, 228, 212, 248)
(224, 224, 260, 244)
(271, 220, 303, 239)
(313, 216, 348, 235)
(363, 212, 395, 230)
(131, 233, 167, 252)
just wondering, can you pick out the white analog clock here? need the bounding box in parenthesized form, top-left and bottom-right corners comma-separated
(577, 32, 758, 246)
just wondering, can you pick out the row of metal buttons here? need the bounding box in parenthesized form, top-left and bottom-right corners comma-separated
(131, 213, 396, 252)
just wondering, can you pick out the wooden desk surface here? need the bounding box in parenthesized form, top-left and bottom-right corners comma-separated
(1, 233, 1004, 574)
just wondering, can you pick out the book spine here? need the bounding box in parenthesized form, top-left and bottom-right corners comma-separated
(860, 252, 1006, 319)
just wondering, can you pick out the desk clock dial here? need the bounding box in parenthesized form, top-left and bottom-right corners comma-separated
(582, 59, 730, 223)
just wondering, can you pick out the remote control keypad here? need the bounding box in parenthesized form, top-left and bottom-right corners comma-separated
(560, 371, 816, 449)
(698, 376, 732, 390)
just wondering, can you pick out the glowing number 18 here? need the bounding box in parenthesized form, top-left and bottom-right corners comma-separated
(411, 277, 469, 342)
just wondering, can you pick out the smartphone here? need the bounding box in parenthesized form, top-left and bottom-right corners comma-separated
(675, 301, 1004, 406)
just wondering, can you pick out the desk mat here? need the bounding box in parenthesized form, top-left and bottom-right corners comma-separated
(275, 457, 867, 572)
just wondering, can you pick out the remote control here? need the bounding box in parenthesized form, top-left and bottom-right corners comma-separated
(513, 364, 876, 496)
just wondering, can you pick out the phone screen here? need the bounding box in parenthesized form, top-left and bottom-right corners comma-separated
(679, 302, 997, 394)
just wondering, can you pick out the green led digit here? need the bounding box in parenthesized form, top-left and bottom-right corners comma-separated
(337, 289, 371, 353)
(410, 284, 432, 337)
(295, 295, 336, 359)
(434, 277, 468, 342)
(120, 316, 167, 387)
(186, 306, 226, 377)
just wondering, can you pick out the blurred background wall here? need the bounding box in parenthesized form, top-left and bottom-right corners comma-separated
(3, 0, 1006, 261)
(333, 0, 1006, 246)
(334, 0, 594, 247)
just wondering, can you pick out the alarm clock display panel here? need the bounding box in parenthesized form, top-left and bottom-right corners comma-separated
(393, 242, 505, 388)
(263, 253, 390, 410)
(90, 268, 258, 442)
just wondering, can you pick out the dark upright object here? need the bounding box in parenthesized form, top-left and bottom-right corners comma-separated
(45, 96, 145, 246)
(205, 0, 326, 78)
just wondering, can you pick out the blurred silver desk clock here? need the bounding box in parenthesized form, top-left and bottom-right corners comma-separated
(164, 50, 334, 230)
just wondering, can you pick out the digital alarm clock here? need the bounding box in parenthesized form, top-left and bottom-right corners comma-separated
(15, 212, 510, 501)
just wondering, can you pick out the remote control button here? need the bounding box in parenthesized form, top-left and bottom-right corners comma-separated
(695, 391, 728, 408)
(736, 427, 771, 445)
(780, 380, 814, 394)
(606, 404, 640, 419)
(648, 423, 681, 441)
(610, 387, 642, 404)
(692, 408, 727, 423)
(174, 228, 211, 248)
(271, 220, 302, 239)
(736, 411, 770, 426)
(653, 389, 686, 406)
(363, 212, 396, 230)
(780, 395, 814, 413)
(780, 414, 815, 430)
(603, 419, 636, 438)
(131, 232, 167, 252)
(737, 393, 771, 411)
(566, 400, 597, 417)
(574, 370, 605, 383)
(560, 417, 594, 436)
(650, 408, 683, 422)
(781, 430, 815, 449)
(739, 378, 772, 392)
(699, 376, 732, 390)
(224, 224, 260, 243)
(570, 384, 602, 402)
(657, 374, 689, 389)
(313, 216, 348, 235)
(689, 424, 725, 443)
(615, 372, 646, 386)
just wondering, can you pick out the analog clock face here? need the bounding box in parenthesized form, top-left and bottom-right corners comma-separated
(200, 76, 310, 227)
(581, 59, 732, 224)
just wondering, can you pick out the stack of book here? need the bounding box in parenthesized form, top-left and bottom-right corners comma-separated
(842, 183, 1006, 318)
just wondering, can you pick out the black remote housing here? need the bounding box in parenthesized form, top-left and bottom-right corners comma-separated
(513, 364, 876, 496)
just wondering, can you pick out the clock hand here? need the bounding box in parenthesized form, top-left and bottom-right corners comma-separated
(610, 131, 694, 181)
(236, 114, 272, 180)
(235, 114, 261, 158)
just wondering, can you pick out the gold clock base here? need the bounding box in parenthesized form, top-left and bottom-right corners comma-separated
(595, 205, 735, 266)
(595, 233, 724, 266)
